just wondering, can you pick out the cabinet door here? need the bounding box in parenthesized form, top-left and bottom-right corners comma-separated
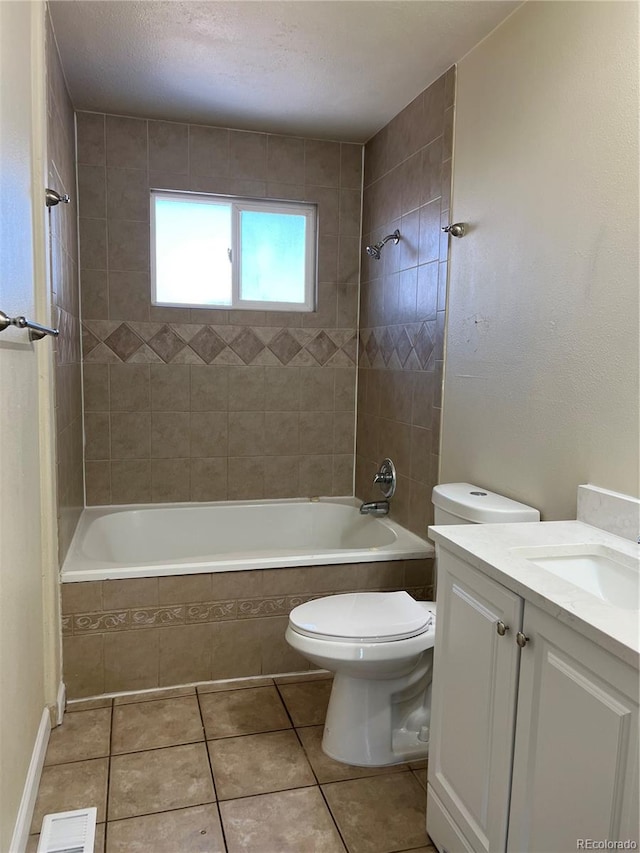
(428, 551, 523, 853)
(507, 604, 640, 853)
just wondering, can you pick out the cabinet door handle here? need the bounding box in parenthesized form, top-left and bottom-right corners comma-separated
(516, 631, 530, 648)
(496, 620, 509, 636)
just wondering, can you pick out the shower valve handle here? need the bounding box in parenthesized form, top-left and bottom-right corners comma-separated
(442, 222, 466, 238)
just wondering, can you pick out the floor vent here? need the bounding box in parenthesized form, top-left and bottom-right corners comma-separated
(36, 808, 97, 853)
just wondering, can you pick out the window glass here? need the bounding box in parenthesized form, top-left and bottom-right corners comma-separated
(239, 210, 307, 304)
(151, 191, 316, 312)
(154, 196, 232, 307)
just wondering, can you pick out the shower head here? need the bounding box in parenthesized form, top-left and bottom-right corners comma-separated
(365, 229, 401, 261)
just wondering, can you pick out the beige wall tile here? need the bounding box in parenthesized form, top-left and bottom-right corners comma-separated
(151, 459, 190, 502)
(190, 458, 228, 501)
(267, 135, 305, 184)
(228, 130, 267, 180)
(227, 457, 264, 500)
(263, 456, 300, 498)
(228, 412, 265, 456)
(110, 364, 150, 412)
(81, 269, 109, 319)
(264, 412, 299, 456)
(104, 629, 160, 692)
(332, 454, 354, 495)
(299, 412, 334, 455)
(106, 115, 147, 169)
(149, 121, 188, 174)
(77, 112, 106, 166)
(108, 219, 149, 272)
(62, 581, 103, 614)
(305, 140, 340, 187)
(111, 460, 151, 503)
(211, 619, 263, 679)
(111, 412, 151, 458)
(299, 455, 333, 496)
(63, 634, 105, 698)
(80, 112, 361, 504)
(159, 623, 213, 686)
(151, 412, 190, 458)
(150, 364, 190, 411)
(85, 413, 110, 460)
(340, 143, 363, 189)
(85, 461, 111, 505)
(190, 412, 228, 457)
(79, 218, 107, 270)
(189, 125, 229, 177)
(190, 365, 228, 411)
(260, 615, 311, 674)
(107, 168, 148, 221)
(77, 164, 106, 219)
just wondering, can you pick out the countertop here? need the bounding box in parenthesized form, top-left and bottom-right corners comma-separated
(428, 520, 639, 668)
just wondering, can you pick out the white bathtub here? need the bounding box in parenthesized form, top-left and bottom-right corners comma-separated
(61, 497, 433, 582)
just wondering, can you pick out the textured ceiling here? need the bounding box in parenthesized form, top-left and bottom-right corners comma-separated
(49, 0, 520, 143)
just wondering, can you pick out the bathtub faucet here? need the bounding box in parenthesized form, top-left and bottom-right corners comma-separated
(359, 500, 390, 517)
(359, 458, 397, 517)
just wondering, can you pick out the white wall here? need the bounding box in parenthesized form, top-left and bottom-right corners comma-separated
(441, 0, 639, 519)
(0, 2, 59, 848)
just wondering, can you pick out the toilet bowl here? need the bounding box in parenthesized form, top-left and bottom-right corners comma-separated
(286, 591, 436, 766)
(286, 483, 540, 768)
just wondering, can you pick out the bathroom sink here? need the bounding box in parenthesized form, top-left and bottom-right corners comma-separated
(511, 544, 639, 610)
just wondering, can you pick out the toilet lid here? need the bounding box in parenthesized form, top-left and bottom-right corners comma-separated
(289, 591, 434, 642)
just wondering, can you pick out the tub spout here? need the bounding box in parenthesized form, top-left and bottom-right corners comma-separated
(359, 500, 390, 517)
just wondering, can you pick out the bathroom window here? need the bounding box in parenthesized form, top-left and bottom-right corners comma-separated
(151, 190, 317, 311)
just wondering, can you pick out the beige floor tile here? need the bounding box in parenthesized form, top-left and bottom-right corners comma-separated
(31, 758, 109, 833)
(322, 772, 429, 853)
(199, 686, 290, 739)
(278, 679, 332, 726)
(44, 707, 112, 765)
(273, 670, 332, 685)
(109, 743, 215, 821)
(114, 685, 196, 705)
(220, 786, 346, 853)
(297, 726, 412, 784)
(66, 697, 113, 713)
(105, 804, 224, 852)
(197, 675, 275, 694)
(413, 766, 427, 789)
(208, 729, 315, 800)
(111, 695, 204, 754)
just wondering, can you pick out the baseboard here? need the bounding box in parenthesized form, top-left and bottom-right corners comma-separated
(9, 708, 51, 853)
(55, 682, 66, 726)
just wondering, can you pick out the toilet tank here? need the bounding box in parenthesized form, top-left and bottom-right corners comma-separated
(432, 483, 540, 525)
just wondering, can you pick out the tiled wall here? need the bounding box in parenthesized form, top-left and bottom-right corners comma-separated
(46, 15, 83, 562)
(76, 112, 362, 504)
(62, 558, 434, 697)
(356, 68, 454, 535)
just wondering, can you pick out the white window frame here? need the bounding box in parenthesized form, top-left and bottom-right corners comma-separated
(150, 189, 317, 312)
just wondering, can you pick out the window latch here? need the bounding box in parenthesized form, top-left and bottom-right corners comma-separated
(227, 248, 232, 262)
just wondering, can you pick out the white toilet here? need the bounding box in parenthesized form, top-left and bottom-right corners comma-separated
(286, 483, 540, 767)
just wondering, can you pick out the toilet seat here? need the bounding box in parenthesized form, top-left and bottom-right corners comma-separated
(289, 591, 435, 643)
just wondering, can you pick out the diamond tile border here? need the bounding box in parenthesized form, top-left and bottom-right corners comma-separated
(82, 322, 357, 367)
(359, 323, 440, 370)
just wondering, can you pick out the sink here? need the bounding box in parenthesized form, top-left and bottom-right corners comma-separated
(511, 544, 639, 609)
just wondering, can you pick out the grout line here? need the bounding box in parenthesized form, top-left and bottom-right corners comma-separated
(196, 688, 230, 851)
(104, 698, 114, 826)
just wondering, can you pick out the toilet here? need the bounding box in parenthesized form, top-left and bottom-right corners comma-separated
(285, 483, 540, 767)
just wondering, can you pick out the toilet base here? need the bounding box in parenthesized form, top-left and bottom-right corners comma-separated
(321, 649, 433, 767)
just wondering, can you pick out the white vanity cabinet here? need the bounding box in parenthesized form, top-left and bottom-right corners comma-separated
(427, 548, 639, 853)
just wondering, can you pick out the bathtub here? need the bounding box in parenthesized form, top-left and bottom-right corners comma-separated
(61, 497, 433, 582)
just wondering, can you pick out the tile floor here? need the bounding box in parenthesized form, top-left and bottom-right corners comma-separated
(29, 673, 434, 853)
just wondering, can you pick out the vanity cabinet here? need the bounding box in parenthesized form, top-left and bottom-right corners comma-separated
(427, 549, 639, 853)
